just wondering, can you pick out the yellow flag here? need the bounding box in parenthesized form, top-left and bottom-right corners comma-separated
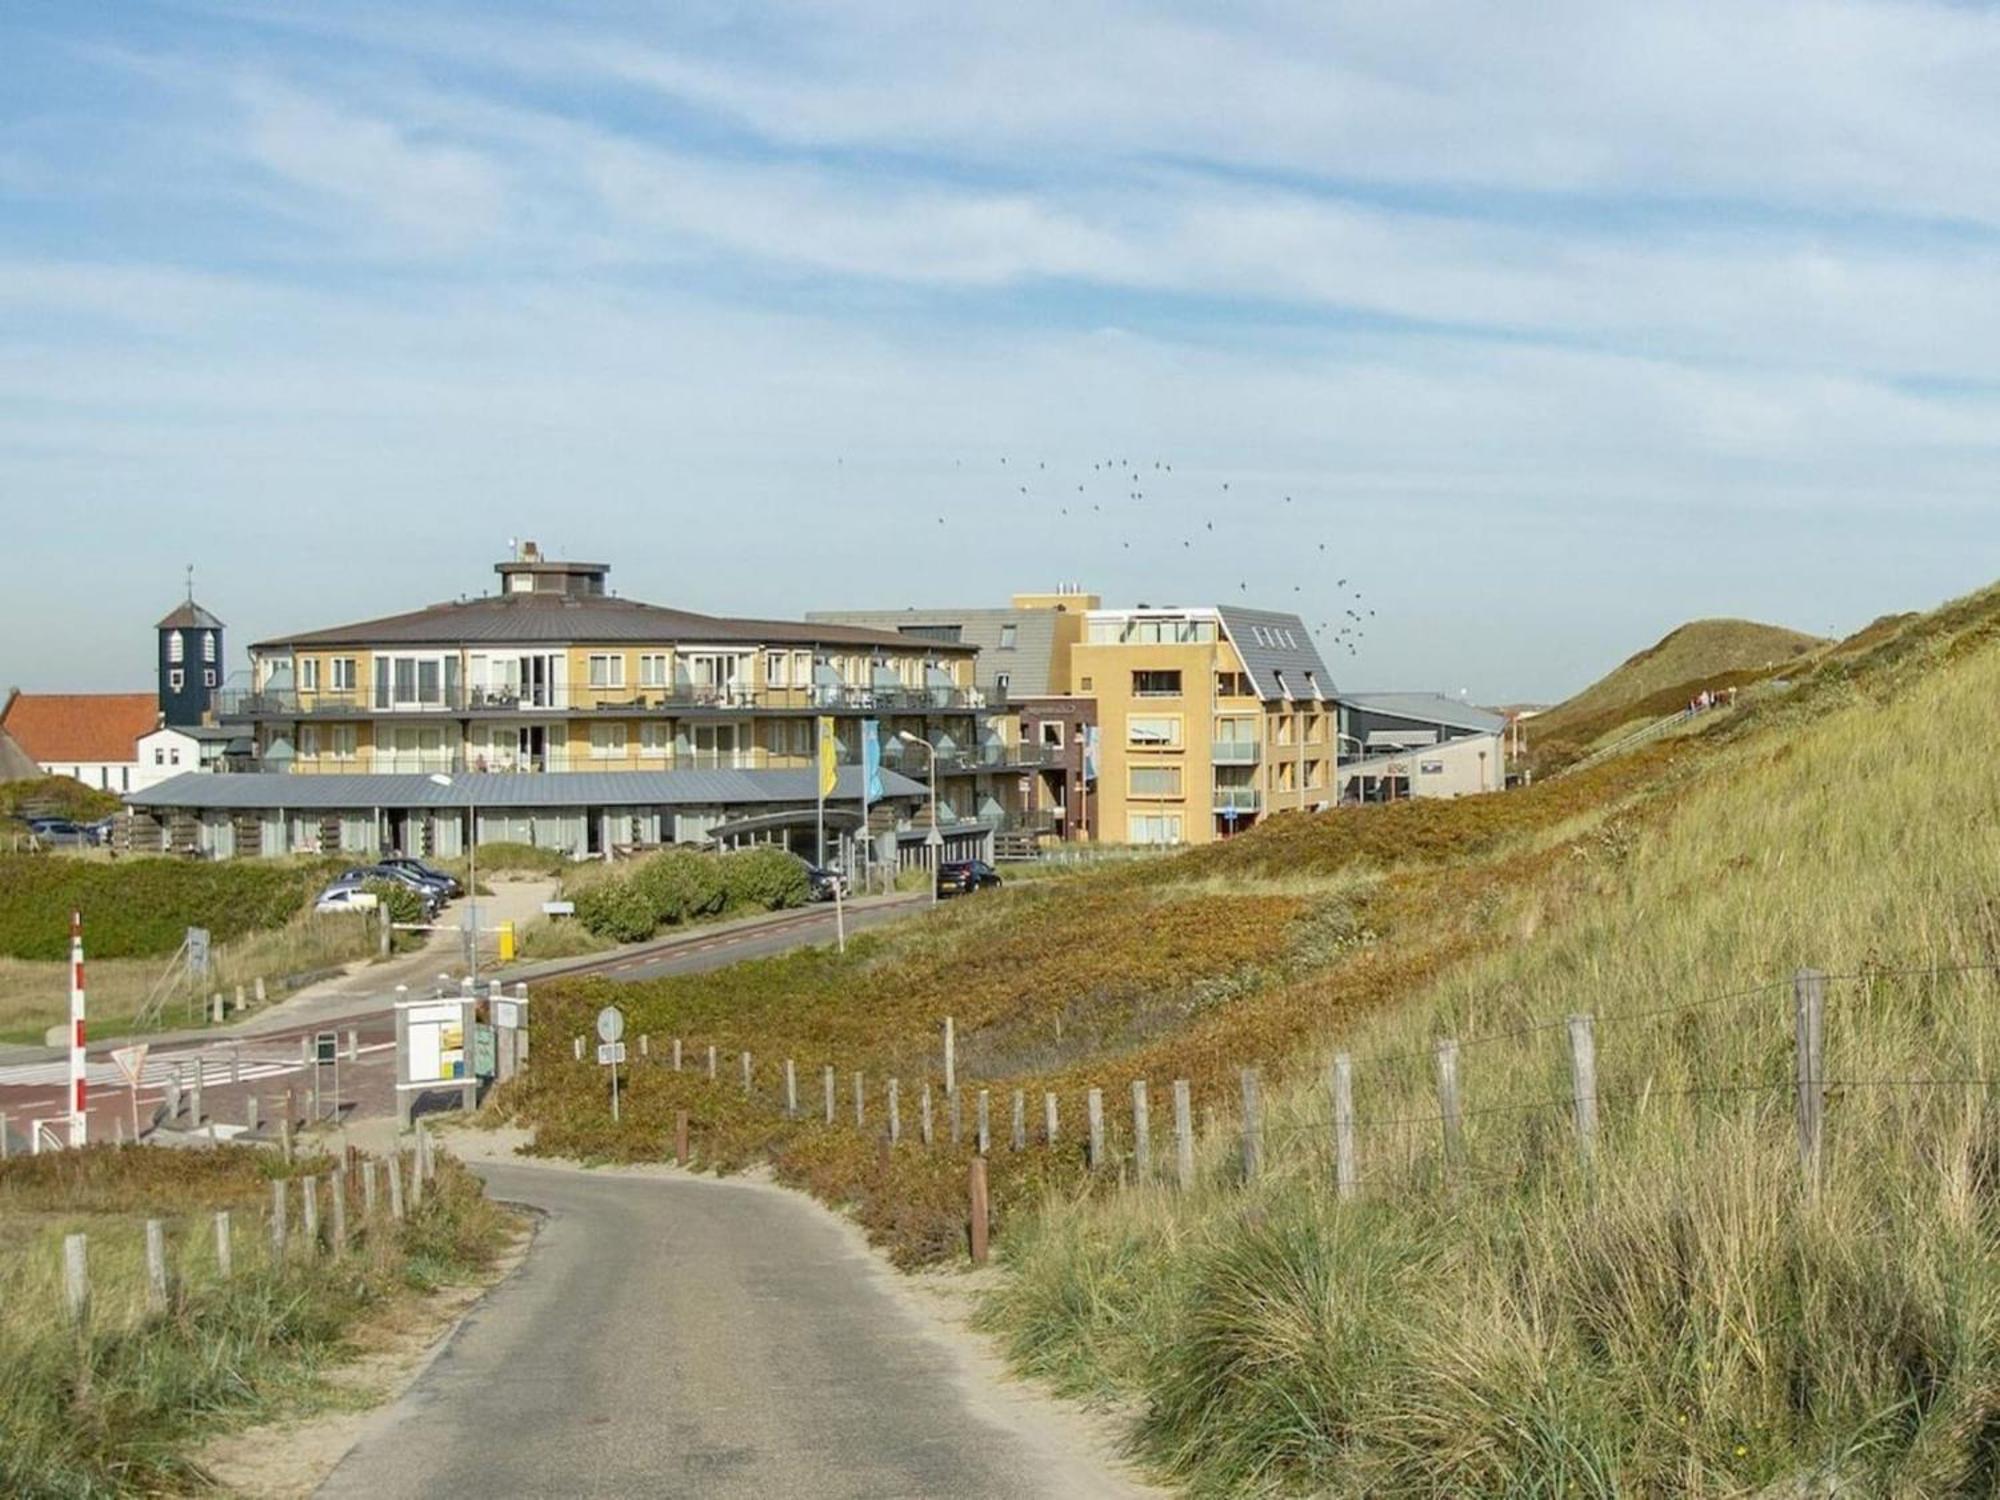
(817, 716, 838, 799)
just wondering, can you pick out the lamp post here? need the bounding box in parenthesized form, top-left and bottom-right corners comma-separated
(427, 772, 477, 980)
(897, 730, 941, 906)
(1336, 733, 1366, 804)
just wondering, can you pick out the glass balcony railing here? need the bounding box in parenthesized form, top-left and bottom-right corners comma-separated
(1211, 741, 1261, 764)
(1212, 786, 1263, 812)
(219, 682, 993, 718)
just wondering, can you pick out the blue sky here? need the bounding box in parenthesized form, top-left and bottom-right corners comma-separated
(6, 1, 2000, 701)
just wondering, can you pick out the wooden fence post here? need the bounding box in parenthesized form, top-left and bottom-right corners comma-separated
(1011, 1089, 1026, 1151)
(301, 1174, 320, 1251)
(942, 1016, 956, 1097)
(362, 1159, 378, 1218)
(214, 1210, 233, 1279)
(1173, 1079, 1194, 1190)
(920, 1083, 935, 1146)
(853, 1071, 866, 1127)
(573, 1036, 584, 1061)
(271, 1179, 289, 1257)
(888, 1079, 901, 1145)
(1566, 1015, 1599, 1168)
(64, 1233, 89, 1326)
(672, 1038, 683, 1072)
(1086, 1088, 1105, 1170)
(741, 1050, 753, 1095)
(976, 1089, 991, 1155)
(675, 1109, 689, 1166)
(1794, 968, 1826, 1192)
(388, 1157, 405, 1221)
(967, 1157, 989, 1266)
(784, 1059, 798, 1118)
(1331, 1053, 1356, 1201)
(640, 1033, 650, 1058)
(1239, 1069, 1263, 1181)
(950, 1088, 963, 1146)
(330, 1169, 349, 1254)
(144, 1219, 169, 1314)
(1131, 1080, 1151, 1184)
(1434, 1039, 1463, 1168)
(707, 1045, 718, 1081)
(1043, 1091, 1059, 1147)
(823, 1066, 836, 1125)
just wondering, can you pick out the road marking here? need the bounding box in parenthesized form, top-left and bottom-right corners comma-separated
(0, 1042, 393, 1090)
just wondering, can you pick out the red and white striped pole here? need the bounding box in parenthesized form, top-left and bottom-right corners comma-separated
(67, 909, 87, 1147)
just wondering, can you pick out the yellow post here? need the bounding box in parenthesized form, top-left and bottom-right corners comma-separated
(497, 921, 516, 963)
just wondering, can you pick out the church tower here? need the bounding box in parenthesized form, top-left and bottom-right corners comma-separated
(157, 569, 224, 727)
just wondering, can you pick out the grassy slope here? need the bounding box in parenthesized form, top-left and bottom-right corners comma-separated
(0, 1145, 507, 1495)
(982, 586, 2000, 1495)
(1550, 617, 1825, 728)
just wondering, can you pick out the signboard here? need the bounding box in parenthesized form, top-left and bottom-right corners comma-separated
(595, 1006, 625, 1045)
(493, 999, 521, 1031)
(542, 901, 576, 918)
(406, 1003, 468, 1085)
(110, 1043, 149, 1088)
(474, 1023, 497, 1078)
(1420, 759, 1445, 776)
(186, 927, 211, 978)
(314, 1031, 338, 1065)
(596, 1041, 627, 1065)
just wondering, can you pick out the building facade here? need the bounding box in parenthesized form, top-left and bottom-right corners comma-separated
(0, 690, 167, 794)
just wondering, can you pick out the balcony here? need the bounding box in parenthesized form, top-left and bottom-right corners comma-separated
(1211, 741, 1261, 765)
(882, 743, 1063, 776)
(1212, 786, 1262, 813)
(220, 682, 994, 720)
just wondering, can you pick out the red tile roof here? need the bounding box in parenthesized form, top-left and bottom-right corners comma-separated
(0, 691, 159, 765)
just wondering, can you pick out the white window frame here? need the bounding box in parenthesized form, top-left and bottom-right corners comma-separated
(1127, 811, 1184, 846)
(168, 630, 184, 664)
(1039, 720, 1065, 748)
(330, 657, 356, 692)
(765, 651, 789, 688)
(168, 668, 184, 692)
(202, 632, 216, 663)
(330, 724, 357, 761)
(1129, 765, 1183, 798)
(590, 721, 628, 759)
(203, 669, 217, 688)
(588, 654, 626, 690)
(1127, 714, 1182, 748)
(998, 624, 1018, 650)
(639, 721, 672, 757)
(299, 724, 319, 757)
(639, 653, 671, 689)
(299, 658, 320, 693)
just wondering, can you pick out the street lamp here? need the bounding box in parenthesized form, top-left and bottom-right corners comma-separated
(897, 730, 941, 906)
(1336, 733, 1366, 804)
(428, 772, 477, 980)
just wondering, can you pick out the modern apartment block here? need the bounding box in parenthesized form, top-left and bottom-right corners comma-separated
(126, 545, 1020, 863)
(1073, 604, 1336, 845)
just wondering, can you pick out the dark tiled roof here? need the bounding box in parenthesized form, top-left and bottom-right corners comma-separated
(157, 600, 224, 630)
(252, 594, 978, 654)
(1215, 608, 1336, 701)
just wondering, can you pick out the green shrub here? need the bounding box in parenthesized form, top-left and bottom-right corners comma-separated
(720, 847, 810, 912)
(361, 879, 425, 928)
(572, 878, 658, 943)
(1, 775, 122, 822)
(0, 855, 344, 961)
(629, 848, 727, 927)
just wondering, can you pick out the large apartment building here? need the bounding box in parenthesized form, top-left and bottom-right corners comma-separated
(125, 546, 1021, 864)
(1074, 604, 1336, 845)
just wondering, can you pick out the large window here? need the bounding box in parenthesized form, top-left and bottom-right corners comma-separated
(329, 724, 357, 760)
(765, 651, 789, 688)
(1129, 765, 1182, 797)
(1132, 670, 1182, 698)
(590, 722, 628, 758)
(1128, 715, 1181, 747)
(1128, 811, 1185, 845)
(330, 657, 356, 692)
(299, 658, 319, 693)
(1216, 671, 1255, 698)
(639, 721, 671, 757)
(374, 654, 454, 710)
(639, 653, 670, 688)
(588, 654, 626, 689)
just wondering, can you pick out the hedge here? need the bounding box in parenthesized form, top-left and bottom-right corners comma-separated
(568, 847, 809, 945)
(0, 856, 344, 961)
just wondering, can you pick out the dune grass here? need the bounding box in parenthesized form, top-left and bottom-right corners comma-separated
(0, 1144, 508, 1496)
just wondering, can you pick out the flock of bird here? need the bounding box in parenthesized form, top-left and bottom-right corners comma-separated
(916, 454, 1376, 660)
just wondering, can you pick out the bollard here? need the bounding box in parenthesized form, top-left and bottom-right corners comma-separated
(253, 977, 266, 1007)
(707, 1045, 718, 1081)
(1131, 1080, 1151, 1184)
(920, 1083, 935, 1147)
(742, 1050, 753, 1095)
(64, 1233, 89, 1326)
(823, 1066, 835, 1125)
(640, 1033, 650, 1057)
(1173, 1079, 1194, 1190)
(212, 992, 225, 1024)
(785, 1059, 798, 1118)
(1011, 1090, 1026, 1152)
(950, 1088, 963, 1146)
(888, 1078, 902, 1145)
(672, 1038, 682, 1072)
(245, 1095, 260, 1133)
(574, 1036, 585, 1061)
(1087, 1088, 1105, 1170)
(190, 1066, 203, 1127)
(976, 1089, 991, 1156)
(675, 1110, 689, 1166)
(1044, 1091, 1059, 1146)
(231, 1045, 242, 1086)
(348, 1029, 359, 1063)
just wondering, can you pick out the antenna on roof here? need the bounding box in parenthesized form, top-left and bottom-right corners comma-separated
(185, 563, 195, 603)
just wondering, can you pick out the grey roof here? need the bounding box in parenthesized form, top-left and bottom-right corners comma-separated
(126, 766, 927, 811)
(1215, 608, 1337, 701)
(157, 599, 224, 631)
(806, 607, 1063, 697)
(252, 593, 978, 655)
(1340, 692, 1507, 734)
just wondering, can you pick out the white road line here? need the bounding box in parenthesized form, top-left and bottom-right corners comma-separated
(0, 1042, 393, 1089)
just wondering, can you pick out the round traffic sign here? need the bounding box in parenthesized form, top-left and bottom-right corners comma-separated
(595, 1006, 625, 1044)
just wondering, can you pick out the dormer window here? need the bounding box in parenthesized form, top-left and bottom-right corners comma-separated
(202, 632, 216, 663)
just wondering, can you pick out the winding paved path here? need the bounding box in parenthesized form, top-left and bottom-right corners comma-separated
(317, 1160, 1153, 1500)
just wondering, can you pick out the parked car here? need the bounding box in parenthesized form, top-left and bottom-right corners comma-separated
(937, 859, 1003, 897)
(334, 865, 445, 914)
(85, 816, 117, 846)
(314, 884, 383, 916)
(26, 818, 92, 847)
(802, 862, 849, 902)
(380, 855, 462, 898)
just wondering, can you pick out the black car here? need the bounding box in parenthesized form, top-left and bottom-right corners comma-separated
(802, 863, 848, 902)
(380, 855, 463, 898)
(937, 859, 1003, 897)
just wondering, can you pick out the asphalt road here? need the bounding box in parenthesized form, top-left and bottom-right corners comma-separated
(594, 897, 921, 983)
(317, 1161, 1148, 1500)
